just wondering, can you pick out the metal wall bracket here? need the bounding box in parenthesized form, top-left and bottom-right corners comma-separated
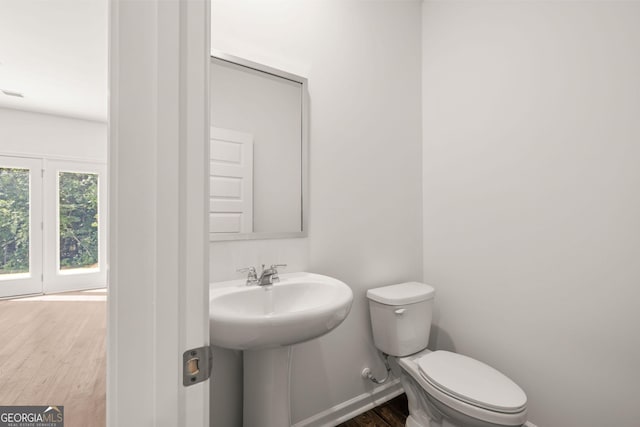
(183, 346, 211, 386)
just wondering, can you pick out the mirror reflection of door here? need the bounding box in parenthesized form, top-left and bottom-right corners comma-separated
(210, 127, 254, 234)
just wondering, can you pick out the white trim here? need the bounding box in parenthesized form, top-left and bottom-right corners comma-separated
(209, 49, 310, 80)
(0, 151, 106, 165)
(108, 0, 209, 425)
(12, 294, 107, 302)
(292, 379, 403, 427)
(175, 0, 210, 423)
(291, 381, 538, 427)
(0, 272, 30, 281)
(210, 230, 306, 242)
(0, 106, 108, 126)
(44, 282, 106, 294)
(107, 0, 120, 422)
(212, 49, 308, 83)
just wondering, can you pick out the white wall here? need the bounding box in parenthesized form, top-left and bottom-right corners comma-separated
(0, 108, 107, 162)
(422, 2, 640, 427)
(210, 1, 422, 425)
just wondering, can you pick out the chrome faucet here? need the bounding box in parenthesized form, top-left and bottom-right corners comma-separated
(237, 264, 287, 286)
(257, 264, 287, 286)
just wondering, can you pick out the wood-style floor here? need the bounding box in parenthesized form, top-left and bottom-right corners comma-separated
(0, 288, 406, 427)
(338, 394, 409, 427)
(0, 289, 106, 427)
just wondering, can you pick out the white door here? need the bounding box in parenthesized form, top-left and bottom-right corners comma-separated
(43, 160, 107, 293)
(108, 0, 209, 425)
(210, 127, 254, 234)
(0, 156, 43, 298)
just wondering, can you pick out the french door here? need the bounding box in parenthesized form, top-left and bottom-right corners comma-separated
(0, 155, 106, 298)
(0, 156, 43, 298)
(43, 160, 107, 293)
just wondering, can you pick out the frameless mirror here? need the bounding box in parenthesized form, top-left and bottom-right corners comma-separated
(209, 52, 308, 241)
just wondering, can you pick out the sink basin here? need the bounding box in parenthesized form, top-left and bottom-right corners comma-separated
(210, 272, 353, 427)
(209, 272, 353, 350)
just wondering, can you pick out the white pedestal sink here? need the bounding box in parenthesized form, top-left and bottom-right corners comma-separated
(209, 272, 353, 427)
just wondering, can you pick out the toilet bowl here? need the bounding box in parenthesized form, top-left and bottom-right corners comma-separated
(398, 349, 527, 427)
(366, 282, 528, 427)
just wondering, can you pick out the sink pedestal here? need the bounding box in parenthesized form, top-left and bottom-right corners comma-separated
(243, 346, 292, 427)
(210, 273, 354, 426)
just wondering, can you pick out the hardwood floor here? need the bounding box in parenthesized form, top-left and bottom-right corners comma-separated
(0, 289, 106, 427)
(1, 288, 407, 427)
(338, 394, 409, 427)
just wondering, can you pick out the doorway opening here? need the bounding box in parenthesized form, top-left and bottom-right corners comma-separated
(0, 0, 108, 425)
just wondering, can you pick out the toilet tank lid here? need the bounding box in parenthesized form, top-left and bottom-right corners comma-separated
(366, 282, 435, 305)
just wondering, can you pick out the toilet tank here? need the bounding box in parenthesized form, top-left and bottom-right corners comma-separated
(366, 282, 435, 357)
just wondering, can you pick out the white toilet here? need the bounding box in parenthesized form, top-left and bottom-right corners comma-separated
(366, 282, 528, 427)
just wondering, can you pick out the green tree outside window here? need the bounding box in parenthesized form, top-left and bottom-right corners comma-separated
(59, 172, 99, 270)
(0, 168, 30, 275)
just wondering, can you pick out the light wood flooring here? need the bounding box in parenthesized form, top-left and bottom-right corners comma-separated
(337, 394, 409, 427)
(0, 289, 106, 427)
(0, 288, 407, 427)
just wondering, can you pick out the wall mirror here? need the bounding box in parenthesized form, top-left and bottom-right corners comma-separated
(209, 51, 309, 241)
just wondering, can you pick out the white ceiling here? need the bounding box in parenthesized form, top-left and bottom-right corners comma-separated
(0, 0, 107, 122)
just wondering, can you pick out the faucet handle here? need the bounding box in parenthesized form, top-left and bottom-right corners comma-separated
(236, 266, 258, 285)
(269, 264, 287, 283)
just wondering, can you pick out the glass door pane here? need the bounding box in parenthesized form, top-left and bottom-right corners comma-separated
(59, 172, 99, 273)
(0, 168, 30, 277)
(43, 160, 107, 293)
(0, 156, 43, 298)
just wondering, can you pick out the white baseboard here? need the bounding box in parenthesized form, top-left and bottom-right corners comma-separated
(292, 379, 403, 427)
(44, 283, 107, 294)
(291, 379, 538, 427)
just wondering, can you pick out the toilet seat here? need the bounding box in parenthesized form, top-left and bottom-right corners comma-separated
(398, 350, 528, 426)
(418, 351, 527, 414)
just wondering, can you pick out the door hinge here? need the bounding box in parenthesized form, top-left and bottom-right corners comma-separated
(183, 346, 211, 386)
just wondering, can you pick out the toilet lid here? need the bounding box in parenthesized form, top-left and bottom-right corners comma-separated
(418, 351, 527, 413)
